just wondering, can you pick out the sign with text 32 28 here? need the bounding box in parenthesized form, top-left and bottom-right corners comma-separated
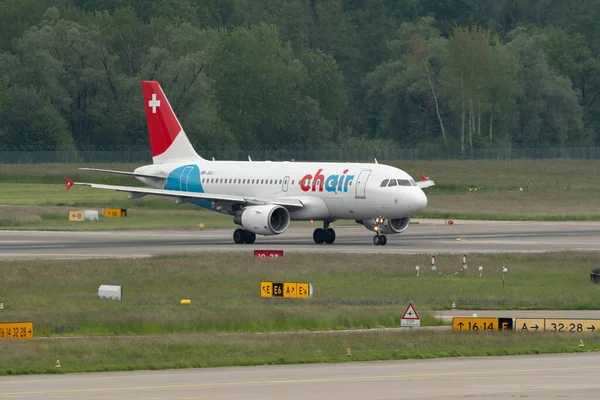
(0, 322, 34, 340)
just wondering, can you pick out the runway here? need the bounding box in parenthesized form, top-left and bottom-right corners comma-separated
(1, 353, 600, 399)
(1, 219, 600, 259)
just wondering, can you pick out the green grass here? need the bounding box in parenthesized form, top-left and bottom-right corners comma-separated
(1, 330, 599, 375)
(1, 251, 600, 375)
(1, 252, 599, 337)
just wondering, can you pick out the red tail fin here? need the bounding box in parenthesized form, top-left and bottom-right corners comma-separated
(64, 176, 74, 190)
(141, 81, 202, 163)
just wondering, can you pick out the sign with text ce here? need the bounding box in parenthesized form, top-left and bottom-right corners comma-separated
(260, 281, 312, 298)
(0, 321, 34, 340)
(452, 317, 513, 331)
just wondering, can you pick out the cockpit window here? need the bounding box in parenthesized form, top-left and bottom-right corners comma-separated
(397, 179, 412, 186)
(380, 179, 389, 187)
(409, 179, 416, 186)
(387, 179, 397, 187)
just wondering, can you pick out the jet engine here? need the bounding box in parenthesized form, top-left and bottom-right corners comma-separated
(359, 217, 410, 234)
(234, 204, 290, 235)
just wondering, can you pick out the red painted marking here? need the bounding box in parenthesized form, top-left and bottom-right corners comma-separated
(254, 250, 284, 258)
(142, 81, 182, 157)
(420, 174, 429, 181)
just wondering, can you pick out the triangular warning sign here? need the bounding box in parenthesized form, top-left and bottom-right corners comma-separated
(401, 302, 419, 320)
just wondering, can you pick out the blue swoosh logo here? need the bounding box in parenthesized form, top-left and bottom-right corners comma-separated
(164, 165, 214, 210)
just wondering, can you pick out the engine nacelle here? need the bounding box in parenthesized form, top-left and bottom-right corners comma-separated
(359, 217, 410, 234)
(235, 204, 290, 235)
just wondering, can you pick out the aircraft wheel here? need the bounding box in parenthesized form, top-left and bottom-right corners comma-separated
(380, 235, 387, 245)
(245, 231, 256, 244)
(373, 235, 381, 246)
(233, 228, 245, 244)
(313, 228, 326, 244)
(325, 228, 336, 244)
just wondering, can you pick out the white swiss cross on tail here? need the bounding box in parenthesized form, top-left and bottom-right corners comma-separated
(148, 93, 160, 113)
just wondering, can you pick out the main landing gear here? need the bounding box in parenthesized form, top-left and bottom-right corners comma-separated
(313, 220, 336, 244)
(233, 228, 256, 244)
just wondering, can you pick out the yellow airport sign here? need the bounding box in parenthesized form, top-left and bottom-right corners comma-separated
(0, 321, 34, 340)
(103, 208, 127, 217)
(452, 317, 513, 331)
(544, 319, 598, 333)
(283, 282, 297, 297)
(297, 283, 311, 298)
(68, 210, 84, 221)
(260, 282, 312, 298)
(515, 318, 544, 332)
(260, 281, 273, 297)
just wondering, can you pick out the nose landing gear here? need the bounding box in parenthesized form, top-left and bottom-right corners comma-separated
(372, 217, 387, 246)
(373, 234, 387, 246)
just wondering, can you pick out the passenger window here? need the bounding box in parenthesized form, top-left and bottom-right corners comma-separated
(279, 180, 282, 184)
(380, 179, 389, 187)
(388, 179, 397, 187)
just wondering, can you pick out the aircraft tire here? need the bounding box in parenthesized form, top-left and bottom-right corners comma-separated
(313, 228, 326, 244)
(380, 235, 387, 245)
(245, 231, 256, 244)
(233, 228, 245, 244)
(373, 235, 381, 245)
(325, 228, 336, 244)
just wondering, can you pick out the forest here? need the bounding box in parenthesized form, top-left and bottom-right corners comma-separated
(0, 0, 599, 156)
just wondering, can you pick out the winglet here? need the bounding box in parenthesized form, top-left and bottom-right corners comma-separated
(420, 174, 429, 181)
(64, 176, 74, 190)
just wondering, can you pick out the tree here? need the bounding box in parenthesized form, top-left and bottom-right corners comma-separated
(444, 26, 517, 152)
(299, 50, 347, 122)
(506, 27, 586, 146)
(0, 85, 73, 149)
(211, 23, 308, 149)
(366, 17, 451, 149)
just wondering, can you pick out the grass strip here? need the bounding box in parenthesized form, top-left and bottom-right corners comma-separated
(1, 252, 599, 337)
(1, 330, 599, 375)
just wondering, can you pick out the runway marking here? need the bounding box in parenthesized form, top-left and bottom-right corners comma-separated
(2, 365, 600, 397)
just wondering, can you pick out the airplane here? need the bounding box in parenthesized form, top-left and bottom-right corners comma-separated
(64, 81, 435, 246)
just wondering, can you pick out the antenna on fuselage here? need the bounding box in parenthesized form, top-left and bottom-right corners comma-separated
(374, 158, 378, 164)
(248, 155, 252, 161)
(212, 157, 215, 161)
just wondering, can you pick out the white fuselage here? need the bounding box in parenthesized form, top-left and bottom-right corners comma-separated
(135, 160, 428, 221)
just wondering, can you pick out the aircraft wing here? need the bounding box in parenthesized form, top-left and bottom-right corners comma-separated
(64, 178, 304, 210)
(417, 174, 435, 189)
(78, 167, 166, 180)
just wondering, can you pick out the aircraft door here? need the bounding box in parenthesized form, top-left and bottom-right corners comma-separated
(282, 176, 290, 192)
(355, 169, 372, 199)
(180, 166, 193, 191)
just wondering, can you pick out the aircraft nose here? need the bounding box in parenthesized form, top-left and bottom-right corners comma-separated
(412, 188, 428, 212)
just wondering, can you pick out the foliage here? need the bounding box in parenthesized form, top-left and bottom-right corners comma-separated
(0, 0, 599, 154)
